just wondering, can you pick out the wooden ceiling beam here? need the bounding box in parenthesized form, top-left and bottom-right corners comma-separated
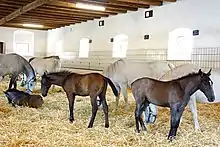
(0, 9, 14, 14)
(0, 0, 57, 25)
(49, 1, 129, 13)
(0, 3, 21, 9)
(106, 1, 150, 8)
(23, 12, 95, 20)
(115, 0, 162, 6)
(18, 15, 89, 22)
(11, 18, 82, 24)
(28, 10, 99, 19)
(7, 22, 70, 29)
(40, 5, 118, 15)
(65, 0, 138, 11)
(3, 23, 55, 30)
(64, 0, 148, 9)
(163, 0, 176, 2)
(8, 21, 67, 28)
(36, 8, 109, 17)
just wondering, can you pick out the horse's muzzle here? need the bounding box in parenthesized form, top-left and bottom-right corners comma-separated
(42, 93, 47, 97)
(208, 97, 215, 102)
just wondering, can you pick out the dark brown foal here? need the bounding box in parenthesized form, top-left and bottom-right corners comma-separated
(41, 71, 119, 128)
(131, 69, 215, 141)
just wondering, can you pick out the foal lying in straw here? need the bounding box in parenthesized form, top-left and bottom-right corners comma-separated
(4, 89, 44, 108)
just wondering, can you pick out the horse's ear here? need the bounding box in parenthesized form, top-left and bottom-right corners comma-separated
(207, 68, 212, 76)
(198, 69, 205, 76)
(198, 69, 202, 74)
(43, 71, 47, 76)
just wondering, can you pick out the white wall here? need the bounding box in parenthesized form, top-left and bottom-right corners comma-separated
(47, 0, 220, 69)
(0, 27, 47, 56)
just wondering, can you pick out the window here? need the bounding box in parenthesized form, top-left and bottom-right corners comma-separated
(13, 30, 34, 56)
(16, 43, 29, 53)
(112, 34, 128, 58)
(79, 38, 90, 58)
(168, 28, 193, 60)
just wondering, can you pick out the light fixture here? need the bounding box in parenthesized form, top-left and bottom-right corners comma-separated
(75, 3, 105, 11)
(23, 24, 43, 28)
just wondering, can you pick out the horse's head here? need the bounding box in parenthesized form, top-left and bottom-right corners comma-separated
(198, 69, 215, 102)
(41, 72, 51, 97)
(26, 77, 37, 94)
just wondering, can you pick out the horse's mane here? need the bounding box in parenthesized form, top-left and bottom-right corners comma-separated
(173, 71, 200, 81)
(29, 56, 60, 62)
(47, 70, 73, 77)
(43, 56, 60, 60)
(103, 59, 126, 76)
(132, 71, 201, 86)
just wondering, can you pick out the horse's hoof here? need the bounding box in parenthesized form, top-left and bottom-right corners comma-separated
(168, 136, 175, 142)
(142, 127, 147, 131)
(136, 129, 140, 133)
(195, 126, 201, 132)
(105, 124, 109, 128)
(88, 125, 93, 128)
(69, 118, 74, 123)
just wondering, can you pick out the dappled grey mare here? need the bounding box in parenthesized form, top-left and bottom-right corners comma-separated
(102, 59, 175, 111)
(0, 53, 36, 94)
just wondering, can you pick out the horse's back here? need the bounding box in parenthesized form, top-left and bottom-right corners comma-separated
(131, 77, 173, 107)
(63, 72, 105, 96)
(126, 60, 174, 87)
(30, 57, 61, 75)
(160, 63, 201, 81)
(29, 95, 44, 108)
(0, 53, 27, 75)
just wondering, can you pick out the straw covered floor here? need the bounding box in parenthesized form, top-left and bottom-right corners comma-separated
(0, 77, 220, 147)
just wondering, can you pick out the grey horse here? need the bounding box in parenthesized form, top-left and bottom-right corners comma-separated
(0, 53, 36, 94)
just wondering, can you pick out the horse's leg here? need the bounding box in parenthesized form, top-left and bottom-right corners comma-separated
(8, 78, 13, 90)
(188, 95, 200, 131)
(135, 97, 147, 133)
(88, 94, 99, 128)
(99, 88, 109, 128)
(66, 92, 75, 122)
(135, 103, 141, 133)
(168, 104, 185, 141)
(13, 76, 18, 89)
(119, 83, 129, 111)
(138, 101, 148, 131)
(113, 85, 121, 111)
(8, 75, 17, 90)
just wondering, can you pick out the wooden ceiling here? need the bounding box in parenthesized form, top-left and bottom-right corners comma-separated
(0, 0, 176, 30)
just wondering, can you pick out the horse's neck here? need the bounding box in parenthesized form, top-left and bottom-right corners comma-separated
(49, 74, 67, 86)
(178, 76, 200, 97)
(23, 62, 35, 81)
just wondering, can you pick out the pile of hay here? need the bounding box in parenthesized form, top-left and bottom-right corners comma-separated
(0, 80, 220, 146)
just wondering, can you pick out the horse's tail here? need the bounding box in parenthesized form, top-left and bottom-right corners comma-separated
(104, 77, 119, 97)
